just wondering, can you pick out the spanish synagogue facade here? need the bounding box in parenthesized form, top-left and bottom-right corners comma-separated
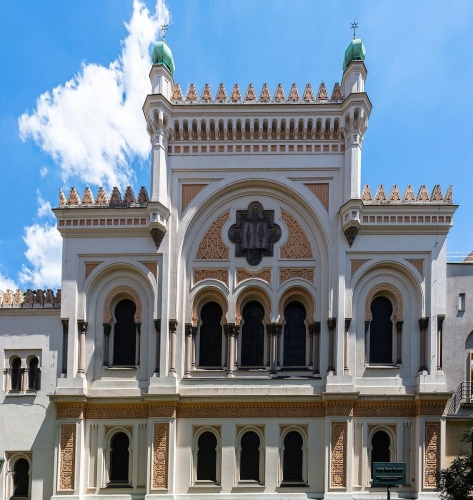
(0, 37, 459, 499)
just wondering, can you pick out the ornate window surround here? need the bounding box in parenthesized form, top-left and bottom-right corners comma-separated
(5, 452, 32, 500)
(192, 427, 222, 486)
(4, 353, 41, 394)
(279, 301, 309, 369)
(103, 427, 133, 488)
(196, 302, 225, 369)
(235, 426, 265, 486)
(367, 425, 397, 486)
(278, 426, 308, 486)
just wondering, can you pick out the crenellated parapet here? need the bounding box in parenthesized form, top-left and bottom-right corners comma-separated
(0, 288, 61, 308)
(58, 186, 149, 208)
(361, 184, 453, 204)
(171, 82, 344, 104)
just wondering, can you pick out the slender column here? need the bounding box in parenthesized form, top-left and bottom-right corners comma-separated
(418, 317, 429, 372)
(344, 318, 351, 373)
(77, 320, 88, 377)
(308, 323, 314, 369)
(396, 321, 404, 364)
(154, 320, 161, 374)
(225, 323, 237, 377)
(327, 318, 337, 373)
(61, 319, 69, 376)
(312, 322, 321, 375)
(184, 324, 193, 377)
(135, 323, 141, 366)
(223, 324, 228, 368)
(168, 319, 178, 376)
(364, 321, 370, 364)
(267, 323, 281, 375)
(103, 324, 111, 367)
(437, 315, 445, 371)
(191, 327, 197, 370)
(233, 326, 240, 371)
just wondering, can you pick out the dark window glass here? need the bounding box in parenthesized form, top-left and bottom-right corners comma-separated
(199, 303, 223, 367)
(283, 431, 303, 482)
(113, 300, 136, 365)
(370, 297, 393, 363)
(10, 358, 21, 391)
(240, 431, 260, 481)
(241, 302, 264, 366)
(283, 303, 306, 366)
(28, 357, 39, 390)
(13, 458, 29, 497)
(110, 432, 129, 482)
(197, 431, 217, 481)
(371, 430, 391, 475)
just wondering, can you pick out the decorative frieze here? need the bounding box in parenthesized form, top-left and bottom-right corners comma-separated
(424, 422, 440, 489)
(196, 210, 230, 260)
(152, 423, 169, 489)
(279, 267, 315, 284)
(280, 210, 313, 259)
(103, 285, 142, 323)
(59, 424, 76, 491)
(181, 184, 208, 212)
(193, 268, 229, 285)
(58, 217, 148, 228)
(168, 142, 343, 155)
(362, 184, 452, 204)
(60, 186, 149, 208)
(365, 283, 403, 321)
(304, 183, 329, 211)
(330, 422, 347, 488)
(235, 267, 271, 284)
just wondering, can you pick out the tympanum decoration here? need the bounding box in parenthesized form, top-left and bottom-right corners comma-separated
(228, 202, 281, 266)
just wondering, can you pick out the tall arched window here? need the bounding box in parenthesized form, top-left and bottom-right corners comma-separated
(370, 297, 393, 363)
(282, 431, 304, 483)
(110, 432, 130, 483)
(12, 458, 30, 498)
(113, 300, 136, 366)
(199, 303, 223, 367)
(240, 431, 260, 482)
(241, 302, 265, 367)
(371, 430, 391, 476)
(27, 357, 40, 391)
(197, 431, 217, 482)
(10, 357, 21, 392)
(283, 302, 306, 367)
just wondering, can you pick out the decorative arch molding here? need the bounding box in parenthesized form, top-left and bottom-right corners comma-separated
(195, 210, 230, 260)
(104, 286, 142, 323)
(192, 288, 228, 326)
(278, 287, 315, 324)
(235, 287, 271, 325)
(365, 283, 403, 322)
(280, 209, 313, 259)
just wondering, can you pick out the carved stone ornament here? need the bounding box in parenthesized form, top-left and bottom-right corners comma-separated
(150, 227, 165, 250)
(228, 202, 281, 266)
(344, 225, 359, 247)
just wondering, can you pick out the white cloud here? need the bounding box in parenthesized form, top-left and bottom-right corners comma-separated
(18, 0, 170, 189)
(36, 191, 53, 218)
(0, 271, 17, 292)
(18, 224, 62, 290)
(40, 166, 48, 177)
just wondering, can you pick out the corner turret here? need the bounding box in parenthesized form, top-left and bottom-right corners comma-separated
(149, 39, 175, 100)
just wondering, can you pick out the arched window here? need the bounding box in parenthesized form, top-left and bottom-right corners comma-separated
(371, 430, 391, 476)
(27, 357, 40, 391)
(113, 300, 136, 366)
(110, 432, 130, 483)
(282, 431, 304, 483)
(240, 431, 260, 481)
(199, 303, 223, 367)
(283, 302, 306, 367)
(197, 431, 217, 482)
(12, 458, 30, 498)
(370, 297, 393, 363)
(10, 357, 21, 392)
(241, 302, 265, 367)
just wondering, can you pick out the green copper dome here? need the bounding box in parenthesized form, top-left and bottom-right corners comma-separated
(342, 38, 366, 72)
(151, 41, 175, 75)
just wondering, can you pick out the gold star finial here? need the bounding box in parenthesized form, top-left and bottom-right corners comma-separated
(161, 24, 168, 42)
(351, 21, 358, 39)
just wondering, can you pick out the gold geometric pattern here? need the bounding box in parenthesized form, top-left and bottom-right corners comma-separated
(278, 287, 315, 323)
(304, 183, 329, 211)
(194, 268, 229, 285)
(235, 287, 271, 325)
(279, 267, 315, 284)
(85, 262, 101, 279)
(330, 422, 347, 488)
(192, 288, 228, 326)
(196, 210, 230, 259)
(351, 259, 370, 277)
(152, 423, 169, 489)
(280, 210, 313, 259)
(103, 285, 142, 323)
(236, 267, 271, 285)
(59, 424, 76, 491)
(365, 283, 403, 321)
(424, 422, 440, 489)
(181, 184, 208, 212)
(55, 402, 177, 419)
(407, 259, 424, 277)
(141, 261, 158, 280)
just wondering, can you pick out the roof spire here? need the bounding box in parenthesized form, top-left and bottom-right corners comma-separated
(161, 24, 168, 42)
(351, 20, 358, 39)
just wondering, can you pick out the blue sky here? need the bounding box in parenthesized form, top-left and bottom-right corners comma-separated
(1, 0, 472, 291)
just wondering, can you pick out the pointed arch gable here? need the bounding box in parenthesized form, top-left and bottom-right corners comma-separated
(278, 287, 315, 323)
(192, 288, 228, 326)
(104, 286, 142, 323)
(235, 287, 271, 325)
(365, 283, 403, 322)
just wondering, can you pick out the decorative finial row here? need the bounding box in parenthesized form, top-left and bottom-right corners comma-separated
(171, 82, 343, 103)
(361, 184, 453, 204)
(59, 186, 150, 208)
(0, 289, 61, 308)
